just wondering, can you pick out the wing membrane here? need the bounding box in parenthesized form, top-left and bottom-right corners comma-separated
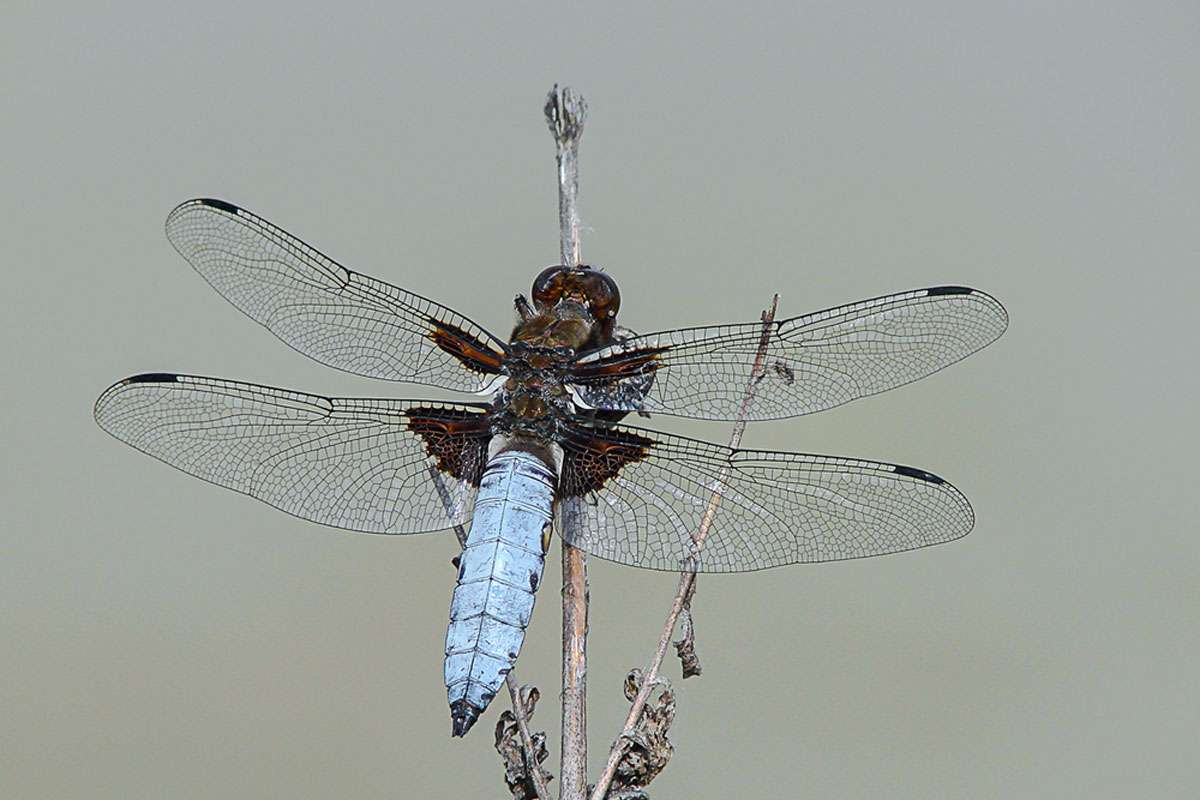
(557, 423, 973, 572)
(571, 286, 1007, 421)
(94, 373, 490, 534)
(165, 199, 507, 391)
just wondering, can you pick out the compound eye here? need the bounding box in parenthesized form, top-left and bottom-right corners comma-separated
(583, 271, 620, 318)
(531, 266, 568, 309)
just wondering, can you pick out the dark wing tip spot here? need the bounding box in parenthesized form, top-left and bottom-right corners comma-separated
(197, 198, 241, 215)
(123, 372, 180, 385)
(893, 464, 945, 484)
(925, 285, 974, 297)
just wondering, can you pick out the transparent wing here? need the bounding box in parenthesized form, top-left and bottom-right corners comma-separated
(556, 423, 974, 572)
(570, 286, 1008, 421)
(94, 373, 491, 534)
(165, 199, 508, 391)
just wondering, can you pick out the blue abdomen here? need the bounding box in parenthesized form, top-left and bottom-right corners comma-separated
(444, 450, 555, 736)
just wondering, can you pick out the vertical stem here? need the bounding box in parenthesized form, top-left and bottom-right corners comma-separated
(545, 84, 590, 800)
(547, 85, 585, 268)
(560, 546, 588, 800)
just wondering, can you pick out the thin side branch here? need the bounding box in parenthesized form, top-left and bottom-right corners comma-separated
(545, 83, 590, 800)
(503, 674, 553, 800)
(430, 466, 470, 551)
(589, 295, 780, 800)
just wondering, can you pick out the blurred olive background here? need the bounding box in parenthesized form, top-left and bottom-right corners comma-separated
(3, 2, 1197, 797)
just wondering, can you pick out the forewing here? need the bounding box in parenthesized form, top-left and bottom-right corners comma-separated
(570, 286, 1007, 421)
(165, 199, 507, 391)
(94, 373, 491, 534)
(556, 423, 974, 572)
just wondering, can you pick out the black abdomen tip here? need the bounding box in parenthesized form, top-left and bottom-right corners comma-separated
(450, 699, 481, 737)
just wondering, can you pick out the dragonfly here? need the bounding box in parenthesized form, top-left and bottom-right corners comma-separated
(94, 199, 1008, 736)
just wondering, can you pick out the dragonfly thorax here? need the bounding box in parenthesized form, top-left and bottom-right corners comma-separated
(499, 292, 606, 429)
(494, 343, 578, 436)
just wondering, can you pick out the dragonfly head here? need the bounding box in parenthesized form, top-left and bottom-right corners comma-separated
(531, 265, 620, 324)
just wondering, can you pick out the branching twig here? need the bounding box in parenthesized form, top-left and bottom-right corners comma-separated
(602, 669, 677, 799)
(503, 674, 553, 800)
(496, 682, 554, 800)
(429, 466, 470, 552)
(589, 295, 780, 800)
(430, 467, 550, 800)
(546, 83, 591, 800)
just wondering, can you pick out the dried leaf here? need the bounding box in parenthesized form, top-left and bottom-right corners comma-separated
(673, 607, 702, 679)
(604, 670, 676, 798)
(494, 685, 552, 800)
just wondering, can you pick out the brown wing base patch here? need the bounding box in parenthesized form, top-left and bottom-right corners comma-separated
(404, 407, 492, 486)
(427, 319, 506, 375)
(560, 425, 656, 496)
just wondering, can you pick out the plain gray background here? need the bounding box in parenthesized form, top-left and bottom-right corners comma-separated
(3, 2, 1197, 797)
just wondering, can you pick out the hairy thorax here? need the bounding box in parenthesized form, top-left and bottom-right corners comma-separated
(497, 303, 592, 433)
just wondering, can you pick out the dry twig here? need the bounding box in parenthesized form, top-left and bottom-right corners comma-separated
(502, 674, 554, 800)
(545, 83, 591, 800)
(589, 295, 780, 800)
(596, 670, 677, 800)
(545, 85, 586, 267)
(495, 684, 555, 800)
